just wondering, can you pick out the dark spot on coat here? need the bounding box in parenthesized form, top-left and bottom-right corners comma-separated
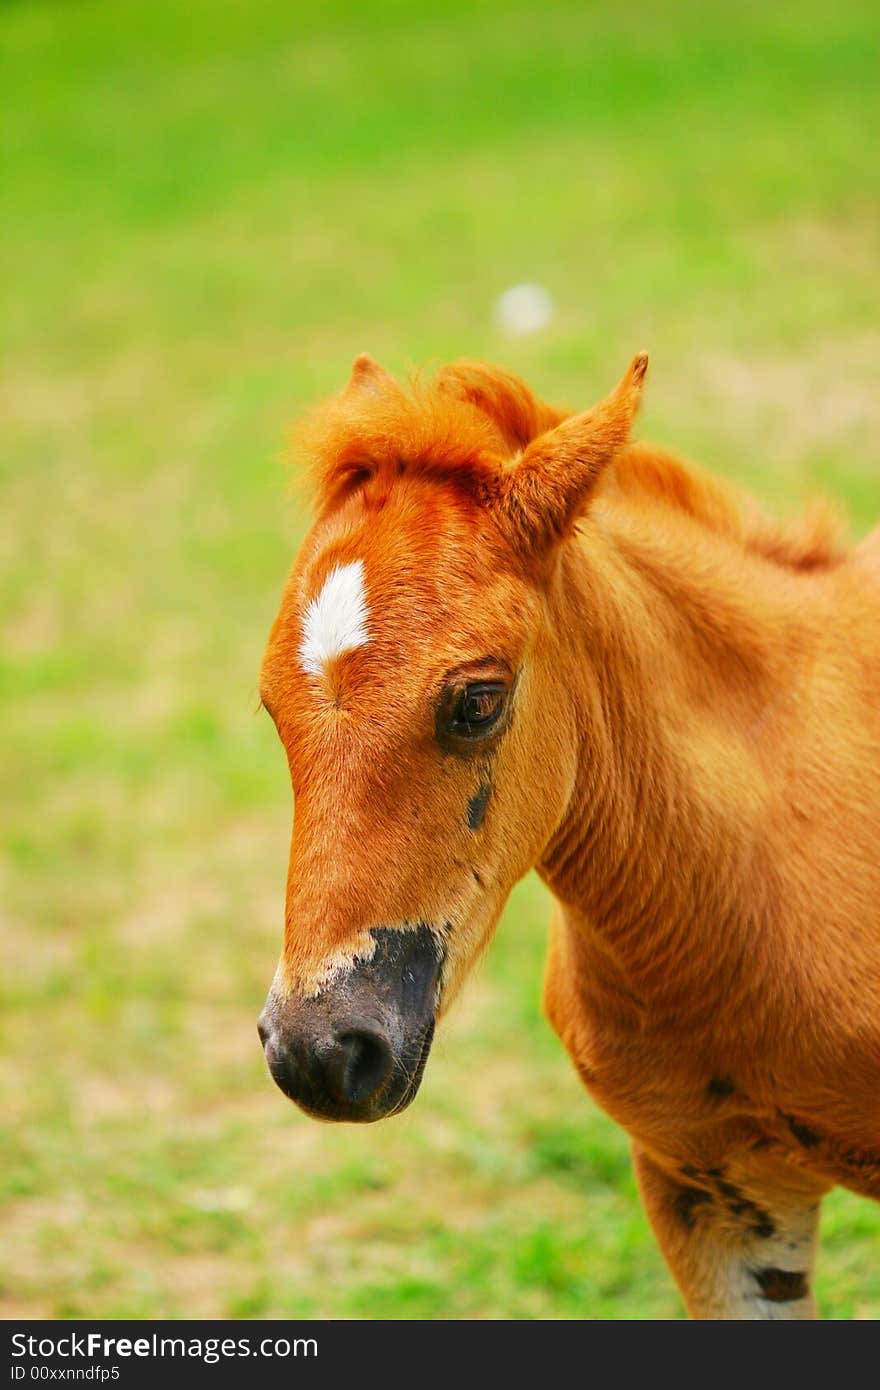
(673, 1185, 713, 1231)
(471, 867, 482, 886)
(754, 1268, 808, 1302)
(678, 1170, 777, 1238)
(729, 1200, 775, 1237)
(707, 1075, 736, 1099)
(750, 1212, 776, 1239)
(737, 1197, 776, 1238)
(467, 782, 491, 832)
(782, 1112, 821, 1148)
(717, 1179, 742, 1201)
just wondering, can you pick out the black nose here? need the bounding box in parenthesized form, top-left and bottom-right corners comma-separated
(319, 1026, 394, 1106)
(258, 925, 442, 1121)
(259, 1016, 396, 1119)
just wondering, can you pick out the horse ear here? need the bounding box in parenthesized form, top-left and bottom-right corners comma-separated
(344, 353, 399, 398)
(497, 353, 648, 549)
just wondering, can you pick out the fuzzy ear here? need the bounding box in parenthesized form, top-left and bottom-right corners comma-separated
(497, 353, 648, 549)
(344, 353, 400, 398)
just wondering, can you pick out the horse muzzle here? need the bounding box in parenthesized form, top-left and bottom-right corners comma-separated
(258, 924, 442, 1123)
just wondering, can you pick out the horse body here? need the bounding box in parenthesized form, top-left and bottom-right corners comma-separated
(538, 490, 880, 1313)
(259, 352, 880, 1318)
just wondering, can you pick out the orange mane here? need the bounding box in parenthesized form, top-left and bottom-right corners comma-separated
(608, 441, 845, 572)
(294, 358, 846, 571)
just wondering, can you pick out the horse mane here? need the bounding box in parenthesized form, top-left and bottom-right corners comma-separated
(607, 442, 846, 572)
(295, 359, 846, 572)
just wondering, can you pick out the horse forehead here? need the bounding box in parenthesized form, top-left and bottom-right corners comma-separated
(260, 552, 426, 705)
(263, 491, 528, 700)
(294, 545, 432, 649)
(294, 505, 484, 632)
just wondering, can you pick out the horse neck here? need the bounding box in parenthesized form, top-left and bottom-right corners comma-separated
(537, 497, 807, 1015)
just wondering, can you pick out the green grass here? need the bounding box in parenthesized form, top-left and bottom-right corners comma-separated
(2, 0, 879, 1320)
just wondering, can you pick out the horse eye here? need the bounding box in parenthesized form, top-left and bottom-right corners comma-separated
(448, 683, 507, 738)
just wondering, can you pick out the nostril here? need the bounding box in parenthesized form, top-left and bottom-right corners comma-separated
(327, 1027, 393, 1106)
(257, 1016, 270, 1048)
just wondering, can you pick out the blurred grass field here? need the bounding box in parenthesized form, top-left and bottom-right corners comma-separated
(2, 0, 879, 1320)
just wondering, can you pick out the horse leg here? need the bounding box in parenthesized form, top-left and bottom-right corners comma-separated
(631, 1147, 823, 1319)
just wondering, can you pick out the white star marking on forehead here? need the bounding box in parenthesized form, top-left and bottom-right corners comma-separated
(299, 560, 370, 677)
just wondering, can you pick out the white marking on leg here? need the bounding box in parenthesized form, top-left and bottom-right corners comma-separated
(299, 560, 369, 676)
(716, 1200, 819, 1319)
